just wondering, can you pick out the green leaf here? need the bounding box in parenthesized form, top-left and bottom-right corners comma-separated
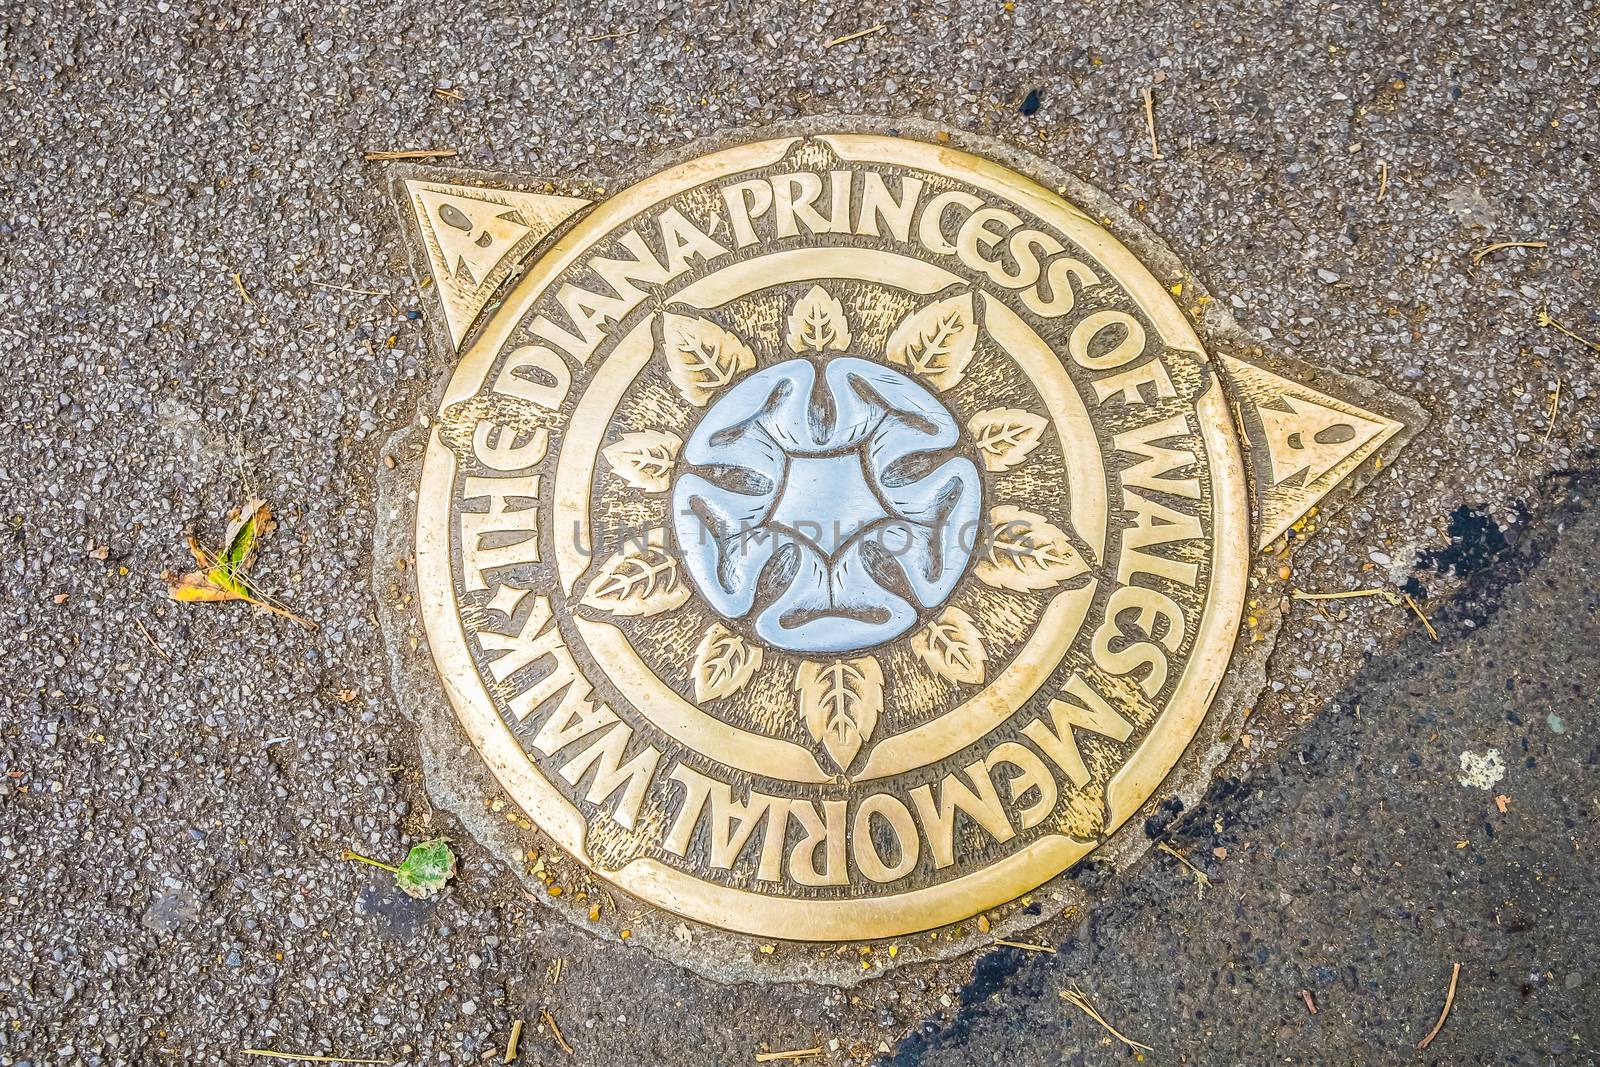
(204, 562, 252, 599)
(394, 838, 457, 899)
(211, 498, 272, 595)
(223, 499, 265, 567)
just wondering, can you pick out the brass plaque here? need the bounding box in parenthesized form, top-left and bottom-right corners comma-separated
(399, 133, 1417, 943)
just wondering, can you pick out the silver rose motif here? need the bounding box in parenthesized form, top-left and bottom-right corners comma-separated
(672, 357, 981, 654)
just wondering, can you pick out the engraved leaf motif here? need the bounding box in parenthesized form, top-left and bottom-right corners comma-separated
(796, 656, 883, 773)
(692, 623, 764, 702)
(785, 284, 852, 353)
(974, 505, 1090, 592)
(911, 607, 988, 685)
(659, 311, 756, 407)
(601, 429, 682, 493)
(580, 528, 691, 617)
(886, 291, 978, 391)
(968, 408, 1048, 472)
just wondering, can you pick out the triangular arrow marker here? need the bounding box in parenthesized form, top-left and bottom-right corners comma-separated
(404, 180, 589, 350)
(1221, 354, 1406, 548)
(419, 189, 532, 286)
(1257, 394, 1388, 487)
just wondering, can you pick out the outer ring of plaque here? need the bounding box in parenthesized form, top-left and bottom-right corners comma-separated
(413, 133, 1250, 941)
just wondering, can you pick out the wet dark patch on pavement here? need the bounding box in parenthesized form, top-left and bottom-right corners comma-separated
(1409, 466, 1596, 634)
(889, 950, 1027, 1066)
(892, 464, 1600, 1065)
(1417, 503, 1514, 580)
(1141, 795, 1186, 839)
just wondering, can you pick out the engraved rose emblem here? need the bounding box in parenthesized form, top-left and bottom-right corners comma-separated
(671, 356, 982, 654)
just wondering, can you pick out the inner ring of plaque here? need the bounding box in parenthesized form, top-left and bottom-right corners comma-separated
(550, 246, 1109, 782)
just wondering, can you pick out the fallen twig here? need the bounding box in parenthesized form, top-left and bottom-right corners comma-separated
(503, 1018, 523, 1063)
(586, 27, 640, 42)
(994, 938, 1056, 954)
(1417, 962, 1461, 1050)
(1291, 587, 1400, 605)
(1300, 989, 1318, 1015)
(1143, 86, 1162, 160)
(240, 1052, 390, 1065)
(1293, 586, 1439, 639)
(1542, 378, 1562, 446)
(1376, 161, 1389, 203)
(1537, 308, 1600, 355)
(755, 1048, 823, 1064)
(1059, 983, 1154, 1054)
(1156, 841, 1211, 896)
(1470, 240, 1546, 266)
(825, 23, 885, 48)
(362, 148, 459, 161)
(1402, 593, 1438, 640)
(541, 1008, 573, 1055)
(231, 272, 254, 304)
(135, 618, 171, 663)
(310, 280, 388, 297)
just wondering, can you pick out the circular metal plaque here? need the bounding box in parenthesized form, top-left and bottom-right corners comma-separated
(415, 134, 1248, 941)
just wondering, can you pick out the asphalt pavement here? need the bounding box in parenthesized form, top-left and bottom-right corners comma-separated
(0, 1, 1595, 1064)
